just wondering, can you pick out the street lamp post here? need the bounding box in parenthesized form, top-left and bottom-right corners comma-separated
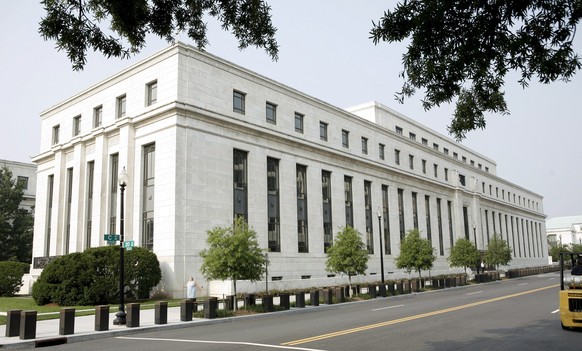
(113, 167, 128, 325)
(377, 207, 385, 284)
(473, 222, 477, 249)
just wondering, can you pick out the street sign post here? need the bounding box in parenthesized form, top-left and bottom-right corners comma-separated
(104, 234, 120, 242)
(123, 240, 134, 251)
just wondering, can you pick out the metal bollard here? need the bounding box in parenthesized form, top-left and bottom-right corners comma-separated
(323, 288, 333, 304)
(378, 284, 387, 297)
(19, 310, 37, 340)
(225, 295, 235, 310)
(126, 303, 140, 328)
(95, 305, 109, 331)
(59, 308, 75, 335)
(5, 309, 21, 337)
(310, 290, 320, 306)
(295, 291, 305, 308)
(279, 293, 290, 310)
(244, 294, 256, 307)
(204, 297, 218, 319)
(262, 294, 274, 312)
(180, 299, 193, 322)
(334, 287, 345, 302)
(155, 301, 167, 325)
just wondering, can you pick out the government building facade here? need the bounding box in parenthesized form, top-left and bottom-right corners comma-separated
(30, 43, 548, 297)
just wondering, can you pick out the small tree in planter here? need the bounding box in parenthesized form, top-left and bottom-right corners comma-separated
(325, 226, 369, 297)
(483, 234, 512, 270)
(396, 229, 436, 279)
(448, 238, 481, 274)
(200, 217, 266, 310)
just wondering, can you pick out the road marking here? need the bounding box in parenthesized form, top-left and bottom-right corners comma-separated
(372, 304, 404, 311)
(466, 291, 484, 295)
(552, 309, 559, 314)
(117, 336, 326, 351)
(518, 283, 528, 286)
(282, 284, 558, 346)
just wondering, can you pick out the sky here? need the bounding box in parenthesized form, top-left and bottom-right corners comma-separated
(1, 1, 580, 219)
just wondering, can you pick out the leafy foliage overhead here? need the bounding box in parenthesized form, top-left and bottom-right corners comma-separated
(370, 1, 582, 140)
(39, 0, 279, 70)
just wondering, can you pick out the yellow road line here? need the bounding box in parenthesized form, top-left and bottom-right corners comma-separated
(282, 284, 558, 346)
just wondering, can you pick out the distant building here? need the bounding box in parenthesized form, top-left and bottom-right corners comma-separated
(546, 216, 582, 246)
(30, 43, 548, 297)
(0, 159, 36, 212)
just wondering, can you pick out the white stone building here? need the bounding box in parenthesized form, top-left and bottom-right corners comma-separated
(30, 43, 548, 297)
(1, 159, 37, 212)
(546, 215, 582, 246)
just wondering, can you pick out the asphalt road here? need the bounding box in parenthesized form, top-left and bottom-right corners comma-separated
(42, 273, 581, 351)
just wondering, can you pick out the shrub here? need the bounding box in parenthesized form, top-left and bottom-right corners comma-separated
(0, 261, 29, 296)
(32, 246, 161, 306)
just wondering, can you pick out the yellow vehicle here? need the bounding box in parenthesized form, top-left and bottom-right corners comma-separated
(559, 252, 582, 330)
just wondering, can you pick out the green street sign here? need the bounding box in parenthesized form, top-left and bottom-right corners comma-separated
(107, 240, 117, 246)
(123, 240, 135, 250)
(104, 234, 120, 242)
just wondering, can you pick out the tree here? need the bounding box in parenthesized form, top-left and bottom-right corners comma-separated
(448, 238, 481, 274)
(39, 0, 279, 71)
(0, 166, 34, 263)
(200, 217, 266, 310)
(483, 234, 512, 270)
(395, 229, 436, 278)
(548, 241, 571, 262)
(370, 1, 581, 140)
(325, 226, 369, 296)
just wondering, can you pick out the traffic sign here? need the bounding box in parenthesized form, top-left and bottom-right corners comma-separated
(104, 234, 120, 242)
(107, 240, 117, 246)
(123, 240, 134, 251)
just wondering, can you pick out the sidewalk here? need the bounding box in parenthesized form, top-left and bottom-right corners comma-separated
(0, 306, 226, 350)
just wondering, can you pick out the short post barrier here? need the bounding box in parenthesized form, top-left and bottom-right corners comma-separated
(155, 301, 167, 325)
(279, 293, 290, 310)
(368, 284, 377, 298)
(310, 290, 320, 306)
(95, 305, 109, 331)
(19, 310, 37, 340)
(262, 294, 274, 312)
(334, 287, 345, 303)
(5, 309, 22, 337)
(323, 288, 333, 304)
(59, 308, 75, 335)
(180, 299, 193, 322)
(396, 281, 404, 294)
(378, 284, 386, 297)
(204, 297, 218, 319)
(126, 303, 140, 328)
(244, 294, 256, 307)
(295, 291, 305, 308)
(388, 282, 395, 296)
(225, 295, 235, 310)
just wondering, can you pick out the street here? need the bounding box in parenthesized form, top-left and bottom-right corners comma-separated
(43, 273, 579, 351)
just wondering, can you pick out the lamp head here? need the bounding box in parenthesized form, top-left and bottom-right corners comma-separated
(119, 167, 128, 186)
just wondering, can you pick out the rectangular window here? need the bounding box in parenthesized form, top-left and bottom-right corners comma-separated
(409, 132, 416, 141)
(485, 167, 489, 172)
(322, 170, 332, 252)
(444, 168, 449, 181)
(379, 144, 385, 160)
(470, 160, 475, 166)
(453, 152, 458, 159)
(17, 176, 29, 190)
(294, 112, 304, 133)
(382, 185, 391, 255)
(86, 161, 95, 250)
(233, 90, 245, 114)
(361, 137, 368, 154)
(398, 188, 405, 241)
(421, 138, 428, 146)
(459, 174, 466, 186)
(45, 175, 54, 256)
(443, 148, 449, 155)
(344, 176, 353, 227)
(425, 195, 432, 244)
(146, 80, 158, 106)
(412, 192, 418, 229)
(342, 130, 349, 148)
(433, 143, 439, 151)
(297, 165, 308, 253)
(394, 149, 400, 165)
(64, 168, 73, 254)
(233, 149, 248, 221)
(436, 198, 444, 256)
(485, 210, 490, 245)
(462, 156, 467, 163)
(433, 164, 438, 178)
(266, 102, 277, 124)
(320, 121, 328, 141)
(395, 126, 403, 134)
(447, 200, 454, 248)
(93, 105, 102, 128)
(52, 125, 60, 145)
(142, 144, 156, 250)
(73, 115, 81, 136)
(364, 180, 374, 254)
(116, 94, 126, 119)
(478, 163, 482, 169)
(463, 206, 470, 241)
(409, 154, 414, 170)
(109, 154, 119, 236)
(267, 157, 280, 252)
(422, 159, 427, 174)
